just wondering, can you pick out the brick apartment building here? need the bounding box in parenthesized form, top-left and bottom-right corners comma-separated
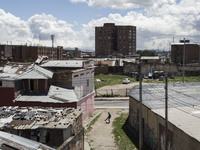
(95, 23, 136, 58)
(171, 43, 200, 64)
(0, 45, 63, 62)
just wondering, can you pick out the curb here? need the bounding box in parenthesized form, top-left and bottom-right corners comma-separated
(83, 112, 102, 129)
(95, 97, 129, 101)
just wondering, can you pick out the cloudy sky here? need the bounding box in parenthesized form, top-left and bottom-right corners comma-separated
(0, 0, 200, 51)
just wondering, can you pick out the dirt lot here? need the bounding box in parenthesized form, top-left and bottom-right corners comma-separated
(96, 82, 140, 96)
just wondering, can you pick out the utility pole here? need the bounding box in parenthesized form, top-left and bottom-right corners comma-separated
(165, 74, 168, 150)
(179, 38, 190, 83)
(139, 63, 143, 150)
(182, 38, 185, 83)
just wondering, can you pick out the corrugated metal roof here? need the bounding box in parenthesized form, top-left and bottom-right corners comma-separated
(17, 65, 53, 79)
(16, 85, 79, 103)
(0, 131, 55, 150)
(48, 85, 79, 102)
(0, 63, 53, 80)
(41, 60, 84, 68)
(130, 82, 200, 141)
(0, 107, 82, 130)
(140, 56, 160, 60)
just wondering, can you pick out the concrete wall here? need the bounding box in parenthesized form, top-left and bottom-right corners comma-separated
(77, 92, 94, 120)
(124, 62, 200, 76)
(72, 68, 94, 99)
(129, 97, 200, 150)
(123, 62, 179, 76)
(58, 128, 84, 150)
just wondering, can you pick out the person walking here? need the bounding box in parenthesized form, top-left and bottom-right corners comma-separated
(105, 112, 111, 124)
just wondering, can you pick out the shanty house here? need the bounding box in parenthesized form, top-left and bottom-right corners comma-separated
(0, 107, 84, 149)
(0, 63, 53, 106)
(40, 60, 95, 119)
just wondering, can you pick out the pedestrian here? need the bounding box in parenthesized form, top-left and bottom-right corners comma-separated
(105, 112, 111, 124)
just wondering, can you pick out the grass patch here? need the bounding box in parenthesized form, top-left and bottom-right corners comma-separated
(94, 74, 200, 89)
(112, 113, 136, 150)
(143, 76, 200, 83)
(95, 74, 136, 89)
(85, 113, 101, 135)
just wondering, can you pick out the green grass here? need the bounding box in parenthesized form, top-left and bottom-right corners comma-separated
(95, 74, 136, 89)
(94, 74, 200, 89)
(143, 76, 200, 83)
(112, 113, 137, 150)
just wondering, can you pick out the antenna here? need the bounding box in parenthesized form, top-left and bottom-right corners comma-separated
(51, 35, 55, 59)
(51, 35, 55, 48)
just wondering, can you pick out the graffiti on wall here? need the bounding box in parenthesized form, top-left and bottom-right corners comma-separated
(159, 124, 173, 150)
(144, 125, 157, 149)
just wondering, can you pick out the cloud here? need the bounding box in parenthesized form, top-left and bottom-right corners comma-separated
(1, 0, 200, 51)
(0, 10, 83, 48)
(70, 0, 177, 10)
(80, 0, 200, 50)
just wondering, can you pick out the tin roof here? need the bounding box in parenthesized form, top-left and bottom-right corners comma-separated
(130, 82, 200, 141)
(140, 56, 160, 60)
(41, 60, 84, 68)
(0, 107, 82, 130)
(0, 63, 53, 80)
(0, 131, 55, 150)
(15, 85, 79, 103)
(17, 65, 53, 79)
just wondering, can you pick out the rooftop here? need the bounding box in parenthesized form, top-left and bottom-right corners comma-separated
(0, 106, 82, 130)
(15, 85, 79, 103)
(0, 131, 55, 150)
(130, 82, 200, 141)
(0, 63, 53, 80)
(140, 56, 160, 60)
(41, 60, 84, 68)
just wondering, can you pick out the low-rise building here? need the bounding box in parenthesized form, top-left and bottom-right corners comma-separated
(0, 61, 95, 119)
(40, 60, 95, 119)
(0, 44, 63, 62)
(0, 107, 84, 149)
(171, 43, 199, 64)
(129, 83, 200, 150)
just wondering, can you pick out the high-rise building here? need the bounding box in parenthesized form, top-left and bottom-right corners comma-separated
(95, 23, 136, 57)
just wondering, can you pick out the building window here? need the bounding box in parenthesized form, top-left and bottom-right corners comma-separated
(87, 79, 89, 87)
(30, 79, 38, 92)
(0, 81, 2, 86)
(74, 75, 79, 77)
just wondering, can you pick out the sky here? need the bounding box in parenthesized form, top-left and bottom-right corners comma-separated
(0, 0, 200, 51)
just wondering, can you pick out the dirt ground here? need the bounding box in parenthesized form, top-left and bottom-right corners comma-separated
(84, 108, 128, 150)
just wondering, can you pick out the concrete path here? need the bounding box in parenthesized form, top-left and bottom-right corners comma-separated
(84, 108, 125, 150)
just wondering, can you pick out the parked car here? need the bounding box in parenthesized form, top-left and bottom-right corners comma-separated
(148, 72, 153, 79)
(122, 78, 130, 84)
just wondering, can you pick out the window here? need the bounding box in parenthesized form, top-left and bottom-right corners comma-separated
(74, 75, 79, 77)
(87, 79, 89, 87)
(0, 81, 2, 86)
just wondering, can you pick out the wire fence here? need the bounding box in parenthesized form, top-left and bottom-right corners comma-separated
(95, 88, 132, 97)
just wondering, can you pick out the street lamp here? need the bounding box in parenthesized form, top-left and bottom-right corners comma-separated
(179, 38, 190, 83)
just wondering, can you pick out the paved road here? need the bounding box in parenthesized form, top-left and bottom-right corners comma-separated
(95, 100, 129, 109)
